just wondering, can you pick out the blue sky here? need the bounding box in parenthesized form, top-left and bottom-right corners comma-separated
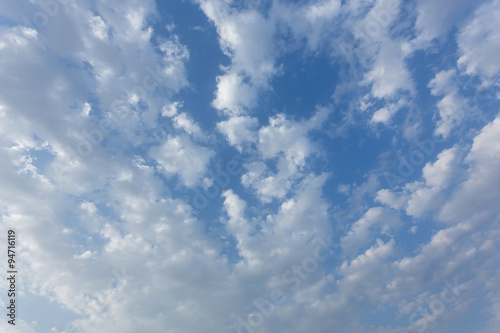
(1, 0, 500, 332)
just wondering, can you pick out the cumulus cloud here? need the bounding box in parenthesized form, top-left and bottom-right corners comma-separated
(199, 0, 278, 116)
(457, 0, 500, 80)
(428, 69, 469, 137)
(377, 147, 461, 218)
(216, 115, 259, 151)
(341, 207, 401, 257)
(273, 0, 341, 52)
(149, 135, 214, 187)
(212, 72, 258, 114)
(241, 107, 331, 202)
(414, 0, 478, 43)
(370, 98, 407, 124)
(1, 0, 499, 332)
(363, 41, 413, 99)
(439, 115, 500, 223)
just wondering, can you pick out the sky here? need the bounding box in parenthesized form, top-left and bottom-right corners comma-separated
(0, 0, 499, 332)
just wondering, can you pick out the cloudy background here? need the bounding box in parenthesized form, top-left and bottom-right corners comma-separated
(0, 0, 499, 332)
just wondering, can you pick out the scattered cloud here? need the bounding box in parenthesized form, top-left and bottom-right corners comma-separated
(0, 0, 498, 332)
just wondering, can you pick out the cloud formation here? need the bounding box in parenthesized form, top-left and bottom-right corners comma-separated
(0, 0, 499, 332)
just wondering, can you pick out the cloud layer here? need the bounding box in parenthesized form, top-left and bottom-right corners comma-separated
(0, 0, 499, 332)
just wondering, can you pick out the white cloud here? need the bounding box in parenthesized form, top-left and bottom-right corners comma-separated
(258, 114, 312, 167)
(158, 36, 190, 92)
(2, 0, 499, 332)
(89, 15, 108, 40)
(428, 69, 469, 137)
(335, 120, 500, 330)
(363, 42, 413, 99)
(258, 107, 330, 166)
(439, 114, 500, 223)
(161, 101, 181, 117)
(74, 250, 93, 260)
(414, 0, 478, 43)
(405, 147, 460, 217)
(457, 0, 500, 80)
(216, 115, 259, 151)
(149, 135, 214, 187)
(241, 107, 330, 202)
(171, 112, 203, 136)
(375, 188, 407, 209)
(80, 201, 97, 214)
(370, 98, 407, 124)
(341, 207, 401, 257)
(353, 0, 402, 43)
(212, 72, 258, 114)
(201, 0, 343, 116)
(371, 107, 392, 123)
(200, 2, 277, 86)
(422, 147, 459, 188)
(230, 173, 332, 272)
(377, 147, 460, 218)
(199, 0, 279, 116)
(81, 102, 92, 117)
(241, 160, 292, 202)
(221, 189, 253, 247)
(272, 0, 341, 52)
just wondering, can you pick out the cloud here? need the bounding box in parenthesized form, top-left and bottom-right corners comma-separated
(457, 0, 500, 80)
(272, 0, 341, 52)
(428, 69, 469, 137)
(225, 173, 332, 272)
(201, 0, 342, 116)
(199, 1, 277, 86)
(405, 147, 461, 217)
(217, 115, 259, 151)
(439, 115, 500, 223)
(376, 147, 461, 218)
(363, 41, 413, 99)
(199, 0, 278, 116)
(1, 0, 500, 332)
(335, 116, 500, 331)
(240, 107, 330, 202)
(370, 98, 407, 124)
(212, 72, 259, 114)
(222, 189, 252, 243)
(414, 0, 479, 43)
(149, 135, 214, 187)
(171, 112, 203, 136)
(341, 207, 401, 257)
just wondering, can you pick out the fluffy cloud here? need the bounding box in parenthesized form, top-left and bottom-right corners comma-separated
(273, 0, 341, 52)
(341, 207, 401, 257)
(457, 0, 500, 80)
(1, 0, 499, 332)
(198, 0, 278, 117)
(363, 41, 413, 99)
(149, 135, 214, 187)
(406, 147, 460, 217)
(428, 69, 469, 137)
(439, 115, 500, 223)
(376, 147, 461, 218)
(414, 0, 478, 43)
(216, 115, 259, 151)
(370, 98, 407, 124)
(199, 1, 277, 86)
(240, 107, 330, 202)
(212, 72, 259, 114)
